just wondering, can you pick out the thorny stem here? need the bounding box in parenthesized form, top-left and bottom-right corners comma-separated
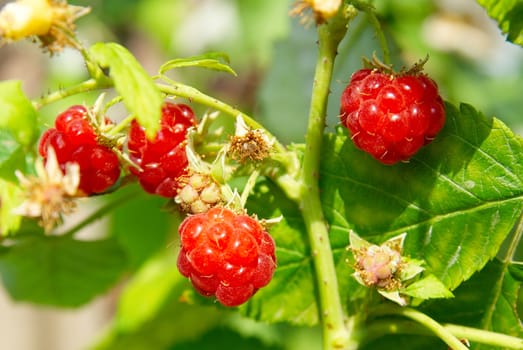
(156, 81, 302, 200)
(300, 11, 351, 350)
(156, 82, 286, 151)
(33, 78, 108, 110)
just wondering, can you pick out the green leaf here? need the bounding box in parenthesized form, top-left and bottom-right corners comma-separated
(88, 42, 163, 138)
(242, 180, 317, 325)
(402, 275, 454, 300)
(477, 0, 523, 47)
(240, 102, 522, 326)
(0, 129, 26, 182)
(0, 236, 127, 307)
(115, 252, 190, 332)
(168, 327, 283, 350)
(424, 258, 523, 342)
(242, 180, 360, 326)
(111, 185, 178, 269)
(0, 80, 38, 147)
(159, 52, 237, 76)
(0, 179, 23, 235)
(322, 103, 523, 291)
(91, 252, 224, 350)
(0, 131, 28, 235)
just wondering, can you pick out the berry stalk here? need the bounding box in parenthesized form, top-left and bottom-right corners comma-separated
(156, 81, 302, 201)
(370, 305, 469, 350)
(358, 320, 523, 349)
(156, 82, 284, 148)
(299, 11, 351, 350)
(61, 185, 141, 237)
(353, 1, 391, 65)
(33, 78, 110, 110)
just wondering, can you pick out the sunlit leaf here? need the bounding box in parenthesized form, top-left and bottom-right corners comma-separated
(242, 180, 359, 326)
(89, 42, 163, 138)
(0, 129, 26, 183)
(402, 275, 453, 300)
(0, 236, 127, 307)
(0, 179, 23, 235)
(322, 103, 523, 291)
(110, 185, 178, 269)
(0, 80, 38, 147)
(477, 0, 523, 47)
(421, 258, 523, 348)
(92, 252, 224, 350)
(0, 130, 27, 235)
(241, 102, 522, 326)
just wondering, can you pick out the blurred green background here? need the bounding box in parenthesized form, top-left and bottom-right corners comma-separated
(0, 0, 522, 349)
(2, 0, 522, 141)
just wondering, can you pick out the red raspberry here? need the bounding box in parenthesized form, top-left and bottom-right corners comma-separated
(340, 68, 445, 164)
(177, 207, 277, 307)
(38, 105, 121, 195)
(127, 102, 197, 198)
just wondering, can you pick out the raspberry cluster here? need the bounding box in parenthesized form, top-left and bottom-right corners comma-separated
(177, 207, 277, 307)
(38, 105, 120, 195)
(340, 68, 445, 164)
(127, 102, 197, 198)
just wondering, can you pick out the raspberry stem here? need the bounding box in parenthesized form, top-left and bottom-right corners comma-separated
(360, 319, 523, 349)
(353, 1, 391, 65)
(300, 10, 352, 350)
(156, 81, 302, 201)
(33, 78, 109, 110)
(369, 305, 471, 350)
(61, 185, 140, 237)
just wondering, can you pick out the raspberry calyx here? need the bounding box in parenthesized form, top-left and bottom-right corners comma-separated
(177, 207, 277, 307)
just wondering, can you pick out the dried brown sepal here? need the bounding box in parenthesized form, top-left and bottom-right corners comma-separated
(12, 147, 80, 232)
(228, 116, 273, 164)
(229, 129, 271, 163)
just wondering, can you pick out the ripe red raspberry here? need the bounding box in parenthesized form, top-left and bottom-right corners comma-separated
(127, 102, 197, 198)
(177, 207, 277, 307)
(38, 105, 121, 195)
(340, 68, 445, 164)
